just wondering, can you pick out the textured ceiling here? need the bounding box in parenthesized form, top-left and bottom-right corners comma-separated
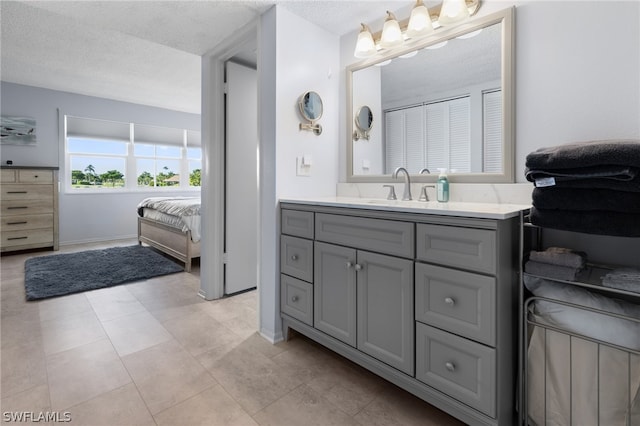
(1, 0, 402, 115)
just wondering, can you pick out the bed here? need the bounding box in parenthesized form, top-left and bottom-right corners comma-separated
(524, 275, 640, 425)
(137, 197, 201, 272)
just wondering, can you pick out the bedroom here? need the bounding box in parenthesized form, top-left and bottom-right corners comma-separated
(2, 1, 639, 425)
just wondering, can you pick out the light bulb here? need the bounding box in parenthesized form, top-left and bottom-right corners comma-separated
(438, 0, 470, 26)
(353, 24, 376, 58)
(380, 11, 403, 49)
(406, 0, 433, 39)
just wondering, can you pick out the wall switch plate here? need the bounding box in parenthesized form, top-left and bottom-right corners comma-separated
(296, 156, 311, 177)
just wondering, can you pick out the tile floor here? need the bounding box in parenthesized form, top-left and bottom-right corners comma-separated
(1, 240, 463, 426)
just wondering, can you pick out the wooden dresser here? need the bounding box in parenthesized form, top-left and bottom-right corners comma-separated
(1, 167, 59, 252)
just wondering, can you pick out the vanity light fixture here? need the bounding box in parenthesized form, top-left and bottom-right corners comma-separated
(353, 0, 480, 59)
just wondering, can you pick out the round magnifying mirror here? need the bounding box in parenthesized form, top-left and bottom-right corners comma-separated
(299, 91, 323, 122)
(355, 106, 373, 132)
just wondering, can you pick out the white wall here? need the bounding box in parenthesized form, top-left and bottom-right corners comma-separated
(0, 82, 200, 244)
(339, 0, 640, 183)
(258, 5, 341, 341)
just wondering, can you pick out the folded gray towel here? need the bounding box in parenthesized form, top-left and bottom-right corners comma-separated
(529, 247, 587, 269)
(603, 268, 640, 294)
(525, 140, 640, 169)
(525, 260, 581, 281)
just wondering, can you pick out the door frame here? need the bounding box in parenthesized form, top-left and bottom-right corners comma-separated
(200, 22, 258, 301)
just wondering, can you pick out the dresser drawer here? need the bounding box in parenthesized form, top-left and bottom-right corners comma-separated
(416, 224, 496, 274)
(1, 214, 53, 232)
(416, 323, 496, 417)
(1, 199, 54, 215)
(281, 274, 313, 326)
(281, 209, 314, 239)
(281, 235, 313, 282)
(1, 169, 16, 183)
(18, 169, 54, 183)
(1, 228, 53, 249)
(1, 184, 54, 201)
(315, 213, 414, 259)
(415, 263, 495, 346)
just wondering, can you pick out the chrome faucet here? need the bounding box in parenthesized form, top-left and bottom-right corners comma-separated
(392, 167, 412, 200)
(419, 168, 431, 175)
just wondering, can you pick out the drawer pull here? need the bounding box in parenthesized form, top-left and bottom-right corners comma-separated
(346, 261, 353, 268)
(445, 362, 456, 372)
(444, 297, 455, 306)
(7, 191, 28, 194)
(354, 263, 363, 271)
(291, 254, 298, 261)
(7, 206, 28, 210)
(7, 221, 28, 225)
(291, 295, 299, 302)
(7, 236, 28, 241)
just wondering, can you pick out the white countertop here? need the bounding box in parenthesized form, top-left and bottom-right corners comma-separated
(280, 196, 531, 220)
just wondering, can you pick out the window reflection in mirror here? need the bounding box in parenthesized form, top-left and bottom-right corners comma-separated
(348, 8, 514, 183)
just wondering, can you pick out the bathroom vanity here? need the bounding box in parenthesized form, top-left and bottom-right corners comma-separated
(279, 197, 528, 426)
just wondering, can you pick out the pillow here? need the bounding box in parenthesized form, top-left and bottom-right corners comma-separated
(524, 275, 640, 350)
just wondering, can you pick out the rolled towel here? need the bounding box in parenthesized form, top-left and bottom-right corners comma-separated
(529, 247, 587, 269)
(603, 268, 640, 294)
(525, 260, 581, 281)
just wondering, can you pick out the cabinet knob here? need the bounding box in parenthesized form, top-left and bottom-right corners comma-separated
(291, 295, 299, 302)
(354, 264, 363, 271)
(346, 261, 353, 268)
(444, 297, 455, 306)
(291, 254, 298, 261)
(445, 362, 456, 372)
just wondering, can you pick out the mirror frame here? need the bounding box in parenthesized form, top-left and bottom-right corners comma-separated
(346, 7, 515, 183)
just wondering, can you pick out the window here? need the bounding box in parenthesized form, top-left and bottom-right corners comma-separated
(64, 115, 201, 192)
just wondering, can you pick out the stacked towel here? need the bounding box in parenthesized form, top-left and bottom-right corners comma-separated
(525, 140, 640, 236)
(525, 247, 587, 281)
(603, 268, 640, 294)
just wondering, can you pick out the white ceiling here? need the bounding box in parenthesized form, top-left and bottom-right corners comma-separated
(0, 0, 404, 114)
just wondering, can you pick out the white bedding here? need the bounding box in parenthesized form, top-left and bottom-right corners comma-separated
(137, 197, 201, 243)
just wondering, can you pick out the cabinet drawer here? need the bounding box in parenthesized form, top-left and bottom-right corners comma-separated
(1, 214, 53, 232)
(316, 213, 414, 259)
(1, 184, 53, 201)
(281, 274, 313, 326)
(280, 235, 313, 282)
(18, 169, 54, 184)
(1, 199, 54, 215)
(415, 263, 495, 346)
(416, 323, 496, 417)
(1, 228, 53, 249)
(281, 209, 314, 239)
(416, 224, 495, 274)
(1, 169, 16, 183)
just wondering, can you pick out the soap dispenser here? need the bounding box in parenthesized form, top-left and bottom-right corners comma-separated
(437, 168, 449, 203)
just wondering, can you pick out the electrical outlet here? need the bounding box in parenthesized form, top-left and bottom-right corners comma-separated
(296, 157, 311, 177)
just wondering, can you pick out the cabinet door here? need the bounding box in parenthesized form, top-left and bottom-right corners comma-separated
(357, 250, 414, 375)
(314, 242, 357, 347)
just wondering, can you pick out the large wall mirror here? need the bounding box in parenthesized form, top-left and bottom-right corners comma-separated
(347, 7, 514, 183)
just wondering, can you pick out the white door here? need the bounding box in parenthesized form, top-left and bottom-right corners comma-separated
(225, 61, 258, 294)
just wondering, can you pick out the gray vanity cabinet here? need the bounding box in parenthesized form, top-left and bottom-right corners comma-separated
(280, 203, 520, 426)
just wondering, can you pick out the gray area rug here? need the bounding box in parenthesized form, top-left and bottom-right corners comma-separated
(25, 245, 183, 301)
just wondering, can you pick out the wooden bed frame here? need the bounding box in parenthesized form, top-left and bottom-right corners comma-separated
(138, 216, 200, 272)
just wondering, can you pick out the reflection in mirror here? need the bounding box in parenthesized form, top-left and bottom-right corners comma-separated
(348, 8, 514, 183)
(353, 106, 373, 141)
(299, 91, 323, 135)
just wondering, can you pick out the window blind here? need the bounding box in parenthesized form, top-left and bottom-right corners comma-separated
(483, 90, 502, 172)
(66, 116, 130, 142)
(134, 124, 184, 146)
(384, 109, 405, 174)
(448, 97, 471, 173)
(404, 106, 426, 173)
